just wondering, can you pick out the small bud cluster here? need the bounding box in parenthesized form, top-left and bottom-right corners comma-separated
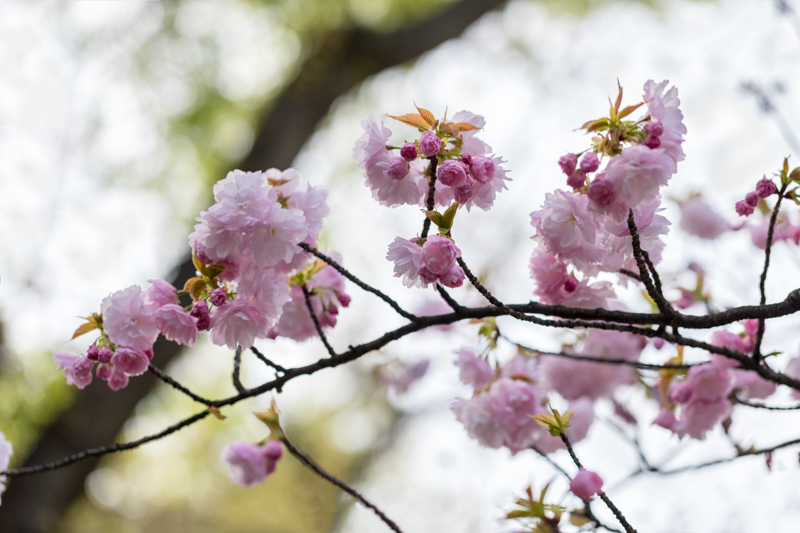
(736, 178, 777, 217)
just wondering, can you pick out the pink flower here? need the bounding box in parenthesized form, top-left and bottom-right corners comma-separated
(112, 347, 150, 376)
(566, 170, 586, 190)
(154, 304, 198, 347)
(210, 288, 228, 307)
(570, 468, 603, 500)
(467, 156, 496, 183)
(531, 189, 602, 272)
(672, 398, 731, 440)
(222, 441, 283, 488)
(52, 352, 94, 389)
(419, 131, 442, 157)
(529, 251, 568, 301)
(387, 157, 410, 180)
(642, 80, 686, 164)
(191, 300, 211, 331)
(541, 330, 642, 400)
(604, 145, 676, 208)
(455, 348, 494, 389)
(685, 363, 733, 403)
(652, 409, 677, 430)
(146, 279, 178, 311)
(387, 237, 426, 288)
(679, 197, 729, 239)
(0, 431, 13, 505)
(745, 192, 759, 207)
(452, 377, 545, 454)
(439, 265, 466, 288)
(101, 286, 159, 352)
(421, 236, 460, 276)
(437, 160, 469, 187)
(210, 298, 269, 350)
(107, 369, 130, 391)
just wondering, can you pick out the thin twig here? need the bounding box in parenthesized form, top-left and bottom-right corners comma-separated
(753, 182, 788, 362)
(627, 210, 674, 317)
(299, 243, 417, 321)
(435, 284, 463, 312)
(232, 346, 245, 394)
(530, 445, 623, 533)
(734, 396, 800, 410)
(281, 436, 404, 533)
(420, 156, 439, 240)
(302, 285, 337, 357)
(251, 346, 287, 374)
(3, 410, 211, 477)
(618, 269, 642, 283)
(148, 364, 214, 406)
(559, 433, 639, 533)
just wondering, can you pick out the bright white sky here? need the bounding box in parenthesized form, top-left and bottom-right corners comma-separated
(2, 0, 800, 532)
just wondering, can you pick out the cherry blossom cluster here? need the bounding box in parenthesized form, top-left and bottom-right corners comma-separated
(354, 107, 509, 289)
(52, 168, 349, 390)
(530, 80, 683, 301)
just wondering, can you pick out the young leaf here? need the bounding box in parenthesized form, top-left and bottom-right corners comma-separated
(387, 113, 431, 131)
(451, 122, 481, 131)
(71, 316, 99, 340)
(618, 102, 644, 119)
(415, 104, 436, 126)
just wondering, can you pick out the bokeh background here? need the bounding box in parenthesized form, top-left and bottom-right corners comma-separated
(2, 0, 800, 531)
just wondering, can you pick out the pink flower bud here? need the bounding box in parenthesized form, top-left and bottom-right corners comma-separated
(387, 157, 410, 180)
(96, 363, 113, 381)
(191, 300, 211, 331)
(400, 142, 418, 162)
(468, 156, 496, 183)
(263, 440, 283, 462)
(743, 319, 759, 337)
(439, 265, 465, 288)
(643, 121, 664, 137)
(652, 337, 665, 349)
(579, 152, 600, 173)
(419, 131, 442, 157)
(668, 381, 692, 404)
(210, 288, 228, 307)
(337, 291, 351, 307)
(653, 409, 677, 430)
(558, 153, 578, 175)
(87, 345, 100, 361)
(644, 135, 661, 149)
(569, 468, 603, 500)
(563, 275, 579, 293)
(112, 347, 150, 376)
(437, 160, 469, 187)
(566, 170, 586, 190)
(755, 178, 777, 198)
(735, 200, 755, 217)
(587, 176, 616, 207)
(98, 347, 113, 363)
(745, 192, 759, 207)
(108, 370, 130, 391)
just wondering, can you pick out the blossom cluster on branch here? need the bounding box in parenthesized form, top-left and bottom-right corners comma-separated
(4, 78, 800, 533)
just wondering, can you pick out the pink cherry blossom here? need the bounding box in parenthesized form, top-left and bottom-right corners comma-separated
(419, 131, 442, 157)
(455, 348, 494, 389)
(52, 352, 94, 389)
(381, 359, 430, 393)
(386, 237, 426, 288)
(191, 300, 211, 331)
(558, 153, 578, 175)
(642, 80, 686, 164)
(437, 160, 469, 187)
(145, 279, 178, 311)
(112, 347, 151, 376)
(580, 152, 600, 173)
(421, 236, 460, 276)
(529, 251, 569, 302)
(531, 189, 602, 272)
(210, 298, 269, 350)
(570, 468, 603, 500)
(679, 197, 729, 239)
(387, 157, 410, 180)
(541, 329, 643, 400)
(467, 155, 496, 183)
(451, 111, 490, 156)
(107, 369, 130, 391)
(756, 178, 777, 198)
(222, 442, 270, 488)
(603, 145, 676, 208)
(154, 304, 198, 346)
(101, 285, 159, 352)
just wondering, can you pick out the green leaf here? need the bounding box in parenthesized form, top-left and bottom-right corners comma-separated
(440, 202, 459, 232)
(424, 210, 445, 229)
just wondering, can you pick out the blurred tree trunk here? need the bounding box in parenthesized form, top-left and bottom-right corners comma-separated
(0, 1, 506, 531)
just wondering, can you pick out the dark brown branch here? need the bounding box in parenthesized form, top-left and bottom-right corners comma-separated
(300, 243, 416, 321)
(232, 346, 245, 394)
(734, 396, 800, 410)
(420, 157, 439, 239)
(148, 363, 214, 406)
(250, 346, 287, 374)
(302, 285, 337, 357)
(281, 436, 404, 533)
(753, 182, 788, 362)
(627, 209, 674, 317)
(435, 284, 463, 312)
